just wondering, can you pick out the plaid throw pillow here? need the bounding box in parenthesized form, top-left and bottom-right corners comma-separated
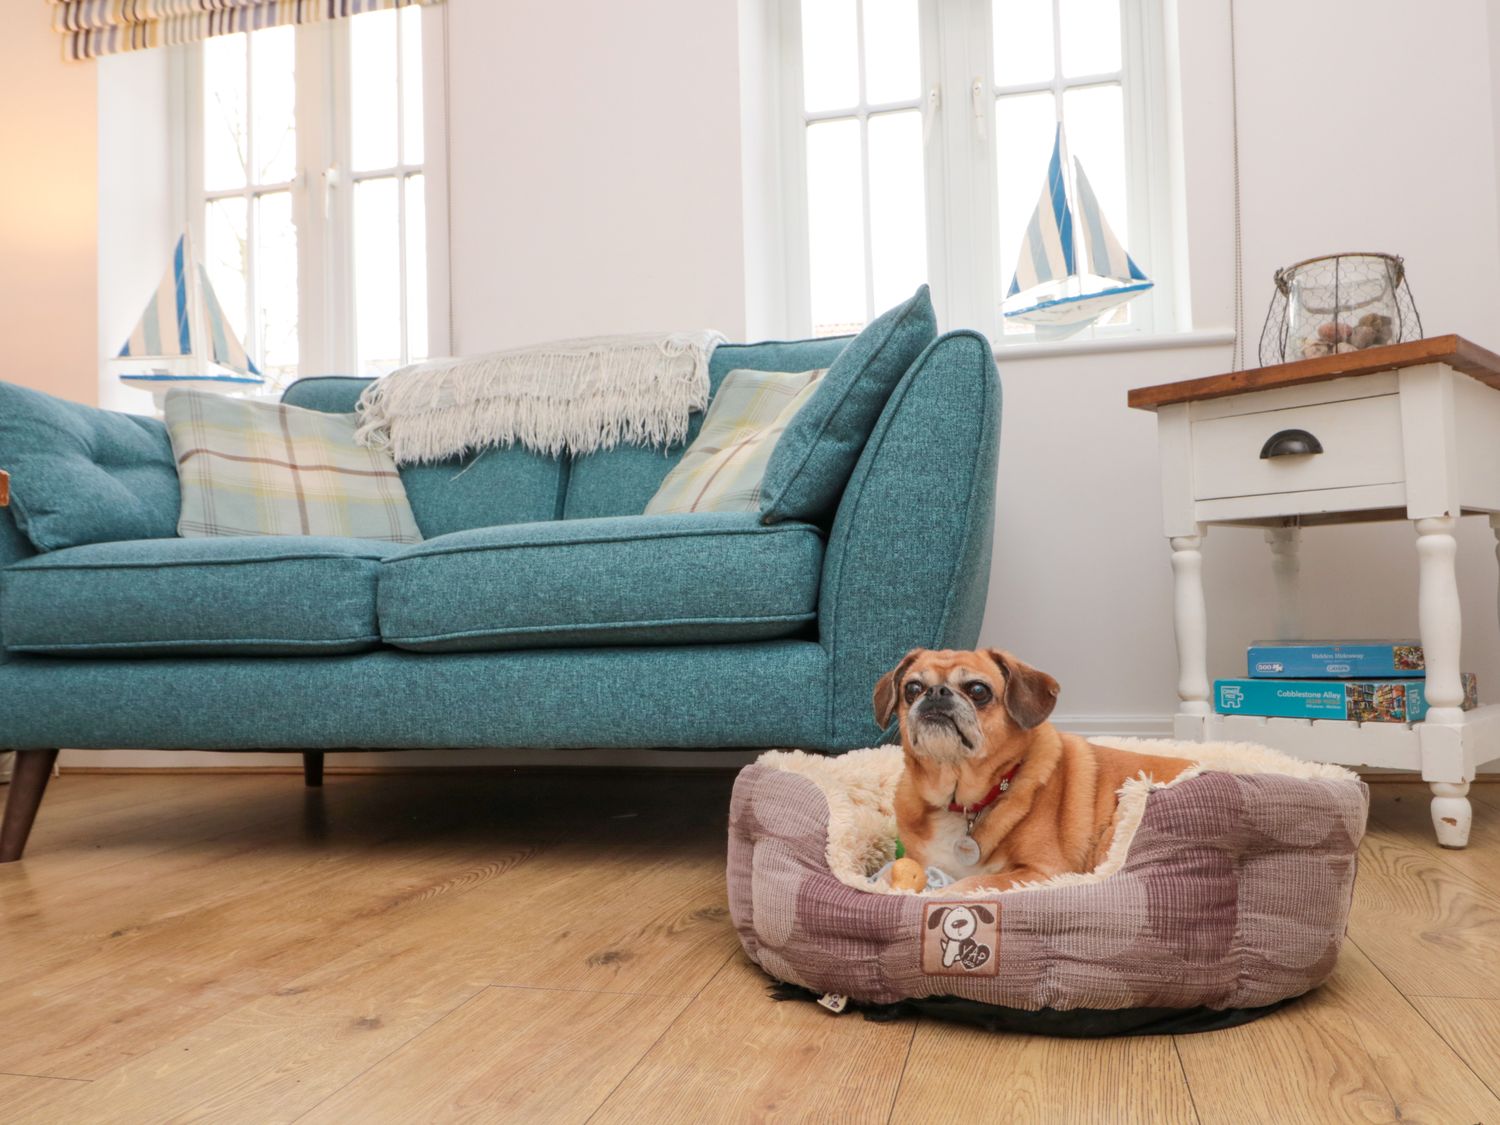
(644, 368, 824, 516)
(165, 390, 421, 543)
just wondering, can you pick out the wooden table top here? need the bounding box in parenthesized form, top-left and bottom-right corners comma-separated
(1126, 335, 1500, 411)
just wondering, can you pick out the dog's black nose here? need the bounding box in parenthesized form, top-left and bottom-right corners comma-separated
(933, 685, 952, 698)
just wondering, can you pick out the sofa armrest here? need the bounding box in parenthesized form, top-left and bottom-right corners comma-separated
(0, 476, 37, 665)
(817, 330, 1001, 747)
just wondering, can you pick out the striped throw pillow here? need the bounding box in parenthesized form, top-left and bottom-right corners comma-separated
(165, 390, 421, 543)
(644, 368, 824, 516)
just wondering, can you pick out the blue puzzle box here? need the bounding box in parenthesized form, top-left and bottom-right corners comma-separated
(1215, 674, 1477, 724)
(1246, 640, 1425, 679)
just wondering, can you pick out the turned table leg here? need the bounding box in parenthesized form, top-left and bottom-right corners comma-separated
(1171, 528, 1210, 736)
(1416, 516, 1470, 847)
(1265, 525, 1302, 640)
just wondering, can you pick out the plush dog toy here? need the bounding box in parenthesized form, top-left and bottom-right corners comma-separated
(875, 648, 1192, 893)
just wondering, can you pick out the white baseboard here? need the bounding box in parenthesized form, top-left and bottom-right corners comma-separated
(55, 715, 1179, 771)
(1052, 714, 1177, 739)
(57, 747, 766, 771)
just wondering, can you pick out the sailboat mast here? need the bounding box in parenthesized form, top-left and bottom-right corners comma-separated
(1055, 120, 1083, 293)
(186, 226, 208, 375)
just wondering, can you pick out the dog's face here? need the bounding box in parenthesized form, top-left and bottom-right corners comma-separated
(927, 903, 996, 940)
(873, 648, 1059, 765)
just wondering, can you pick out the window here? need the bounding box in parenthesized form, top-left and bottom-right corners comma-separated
(779, 0, 1169, 344)
(189, 7, 444, 386)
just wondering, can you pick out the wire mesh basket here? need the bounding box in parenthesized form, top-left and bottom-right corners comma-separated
(1258, 252, 1422, 365)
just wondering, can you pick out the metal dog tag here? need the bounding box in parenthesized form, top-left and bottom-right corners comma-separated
(954, 835, 982, 865)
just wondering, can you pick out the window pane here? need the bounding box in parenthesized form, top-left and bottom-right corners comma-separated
(1063, 83, 1127, 246)
(1059, 0, 1122, 77)
(405, 174, 429, 362)
(203, 33, 248, 191)
(204, 198, 249, 346)
(250, 26, 296, 185)
(995, 91, 1058, 329)
(806, 118, 867, 336)
(255, 191, 299, 379)
(355, 178, 403, 373)
(992, 0, 1054, 88)
(351, 9, 399, 171)
(866, 111, 926, 312)
(862, 0, 919, 104)
(801, 0, 859, 112)
(400, 6, 425, 164)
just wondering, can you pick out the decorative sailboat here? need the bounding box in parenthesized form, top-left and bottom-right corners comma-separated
(113, 230, 265, 407)
(1003, 125, 1152, 341)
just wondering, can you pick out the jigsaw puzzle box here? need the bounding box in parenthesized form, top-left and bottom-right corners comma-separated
(1214, 674, 1477, 723)
(1245, 640, 1425, 679)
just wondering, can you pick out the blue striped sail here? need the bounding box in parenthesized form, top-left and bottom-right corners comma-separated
(117, 232, 263, 389)
(1006, 126, 1074, 298)
(1004, 128, 1153, 340)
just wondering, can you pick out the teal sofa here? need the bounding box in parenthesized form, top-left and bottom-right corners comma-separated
(0, 328, 1000, 860)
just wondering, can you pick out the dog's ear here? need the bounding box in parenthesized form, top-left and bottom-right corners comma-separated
(970, 905, 996, 923)
(927, 906, 950, 930)
(873, 649, 923, 729)
(988, 650, 1059, 730)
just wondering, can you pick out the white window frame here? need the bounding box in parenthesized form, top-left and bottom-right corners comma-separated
(176, 6, 450, 382)
(775, 0, 1174, 346)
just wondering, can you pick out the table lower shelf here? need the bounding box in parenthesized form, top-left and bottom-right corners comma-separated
(1172, 703, 1500, 773)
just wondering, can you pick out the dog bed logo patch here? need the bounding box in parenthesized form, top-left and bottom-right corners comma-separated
(921, 902, 999, 976)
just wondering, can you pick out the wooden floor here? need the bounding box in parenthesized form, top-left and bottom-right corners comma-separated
(0, 772, 1498, 1124)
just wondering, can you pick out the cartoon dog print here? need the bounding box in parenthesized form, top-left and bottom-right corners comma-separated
(926, 904, 996, 971)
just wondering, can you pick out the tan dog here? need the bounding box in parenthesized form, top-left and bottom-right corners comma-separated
(875, 648, 1192, 893)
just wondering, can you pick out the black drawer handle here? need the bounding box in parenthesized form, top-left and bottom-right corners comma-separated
(1260, 428, 1324, 459)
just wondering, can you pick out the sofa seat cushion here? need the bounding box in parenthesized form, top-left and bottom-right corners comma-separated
(1, 536, 389, 656)
(379, 512, 824, 652)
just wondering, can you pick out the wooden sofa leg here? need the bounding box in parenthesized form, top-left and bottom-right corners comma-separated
(0, 750, 60, 862)
(303, 752, 325, 788)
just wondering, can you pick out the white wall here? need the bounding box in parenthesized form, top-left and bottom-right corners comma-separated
(444, 0, 749, 350)
(0, 4, 97, 405)
(986, 0, 1500, 731)
(54, 0, 1500, 769)
(96, 50, 178, 414)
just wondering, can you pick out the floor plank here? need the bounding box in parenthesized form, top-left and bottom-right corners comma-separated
(1, 776, 736, 1121)
(591, 956, 913, 1124)
(1175, 941, 1500, 1124)
(0, 1072, 93, 1119)
(1406, 995, 1500, 1102)
(299, 986, 688, 1124)
(7, 772, 1500, 1123)
(1347, 805, 1500, 1001)
(890, 1017, 1196, 1125)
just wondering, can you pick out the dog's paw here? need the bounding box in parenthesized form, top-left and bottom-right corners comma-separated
(943, 876, 988, 894)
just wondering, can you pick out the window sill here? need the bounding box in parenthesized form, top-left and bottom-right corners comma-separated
(991, 328, 1238, 362)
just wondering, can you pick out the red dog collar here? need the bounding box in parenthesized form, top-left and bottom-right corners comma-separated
(948, 765, 1020, 816)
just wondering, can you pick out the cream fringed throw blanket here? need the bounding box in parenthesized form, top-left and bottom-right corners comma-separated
(353, 330, 726, 464)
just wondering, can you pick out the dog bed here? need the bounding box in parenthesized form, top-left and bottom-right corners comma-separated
(727, 739, 1368, 1035)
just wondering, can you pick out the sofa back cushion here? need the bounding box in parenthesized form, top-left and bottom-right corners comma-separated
(0, 381, 179, 551)
(758, 285, 937, 523)
(561, 336, 852, 521)
(282, 377, 567, 536)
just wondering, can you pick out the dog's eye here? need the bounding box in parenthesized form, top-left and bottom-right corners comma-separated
(903, 680, 924, 702)
(965, 681, 993, 704)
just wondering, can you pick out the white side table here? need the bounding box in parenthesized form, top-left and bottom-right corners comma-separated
(1130, 335, 1500, 847)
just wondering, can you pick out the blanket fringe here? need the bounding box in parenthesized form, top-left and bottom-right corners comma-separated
(354, 330, 724, 463)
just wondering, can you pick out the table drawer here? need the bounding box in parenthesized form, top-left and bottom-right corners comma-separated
(1191, 394, 1405, 500)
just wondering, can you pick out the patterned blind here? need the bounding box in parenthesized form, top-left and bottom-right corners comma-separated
(50, 0, 444, 61)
